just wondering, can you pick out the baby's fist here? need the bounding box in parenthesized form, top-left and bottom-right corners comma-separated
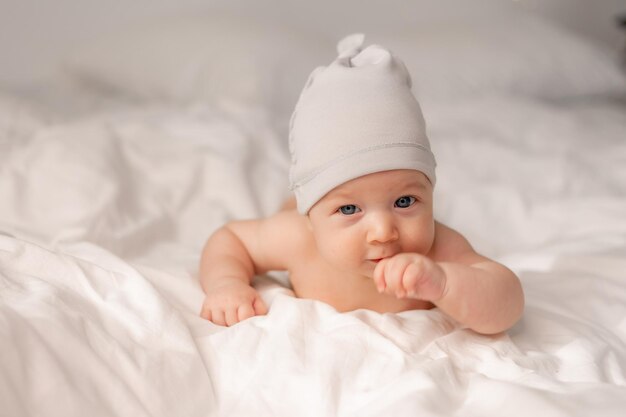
(373, 253, 446, 302)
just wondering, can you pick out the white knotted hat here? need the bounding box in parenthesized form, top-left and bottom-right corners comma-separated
(289, 34, 436, 214)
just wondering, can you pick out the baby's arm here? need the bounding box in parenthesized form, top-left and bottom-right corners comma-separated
(199, 222, 266, 326)
(199, 212, 296, 326)
(373, 223, 524, 334)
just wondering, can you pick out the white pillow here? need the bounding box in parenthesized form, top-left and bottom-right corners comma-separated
(370, 14, 626, 102)
(66, 13, 332, 117)
(66, 9, 626, 118)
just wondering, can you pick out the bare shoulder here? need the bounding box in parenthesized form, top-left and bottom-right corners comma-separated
(261, 209, 312, 248)
(430, 221, 488, 265)
(227, 209, 313, 273)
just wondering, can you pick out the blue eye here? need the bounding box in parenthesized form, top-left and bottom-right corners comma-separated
(395, 196, 416, 208)
(339, 205, 360, 215)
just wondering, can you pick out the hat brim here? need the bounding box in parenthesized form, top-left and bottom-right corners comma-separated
(294, 144, 436, 214)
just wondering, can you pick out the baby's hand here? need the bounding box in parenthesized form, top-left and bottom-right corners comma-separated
(200, 278, 267, 326)
(373, 253, 447, 302)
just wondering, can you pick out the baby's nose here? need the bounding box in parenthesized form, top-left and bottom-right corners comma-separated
(366, 212, 399, 244)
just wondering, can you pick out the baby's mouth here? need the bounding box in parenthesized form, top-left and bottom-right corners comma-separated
(369, 253, 397, 263)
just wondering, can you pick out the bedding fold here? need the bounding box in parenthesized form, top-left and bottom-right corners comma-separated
(0, 235, 214, 417)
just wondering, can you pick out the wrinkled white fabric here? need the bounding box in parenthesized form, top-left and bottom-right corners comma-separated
(1, 92, 626, 416)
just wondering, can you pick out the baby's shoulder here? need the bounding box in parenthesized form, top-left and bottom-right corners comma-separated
(264, 209, 310, 235)
(222, 210, 313, 273)
(430, 221, 477, 262)
(258, 210, 316, 262)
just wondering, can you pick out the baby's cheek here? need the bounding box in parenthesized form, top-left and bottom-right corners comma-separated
(319, 235, 360, 269)
(407, 223, 435, 254)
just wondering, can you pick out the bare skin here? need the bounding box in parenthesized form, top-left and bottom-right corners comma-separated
(199, 169, 524, 334)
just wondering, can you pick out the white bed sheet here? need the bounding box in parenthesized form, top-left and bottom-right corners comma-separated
(1, 92, 626, 416)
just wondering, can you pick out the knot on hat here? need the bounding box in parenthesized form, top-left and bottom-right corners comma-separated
(336, 33, 364, 59)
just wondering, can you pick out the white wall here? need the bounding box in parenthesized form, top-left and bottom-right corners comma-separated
(1, 0, 624, 87)
(0, 0, 212, 87)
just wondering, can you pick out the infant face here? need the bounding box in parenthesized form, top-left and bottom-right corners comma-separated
(308, 169, 435, 278)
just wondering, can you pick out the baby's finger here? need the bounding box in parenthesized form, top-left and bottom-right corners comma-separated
(201, 307, 212, 322)
(385, 258, 406, 291)
(200, 303, 210, 320)
(211, 309, 226, 327)
(373, 260, 387, 291)
(253, 297, 268, 316)
(225, 308, 239, 327)
(237, 303, 256, 322)
(402, 261, 423, 297)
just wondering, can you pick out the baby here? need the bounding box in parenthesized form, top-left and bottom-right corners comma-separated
(199, 34, 524, 335)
